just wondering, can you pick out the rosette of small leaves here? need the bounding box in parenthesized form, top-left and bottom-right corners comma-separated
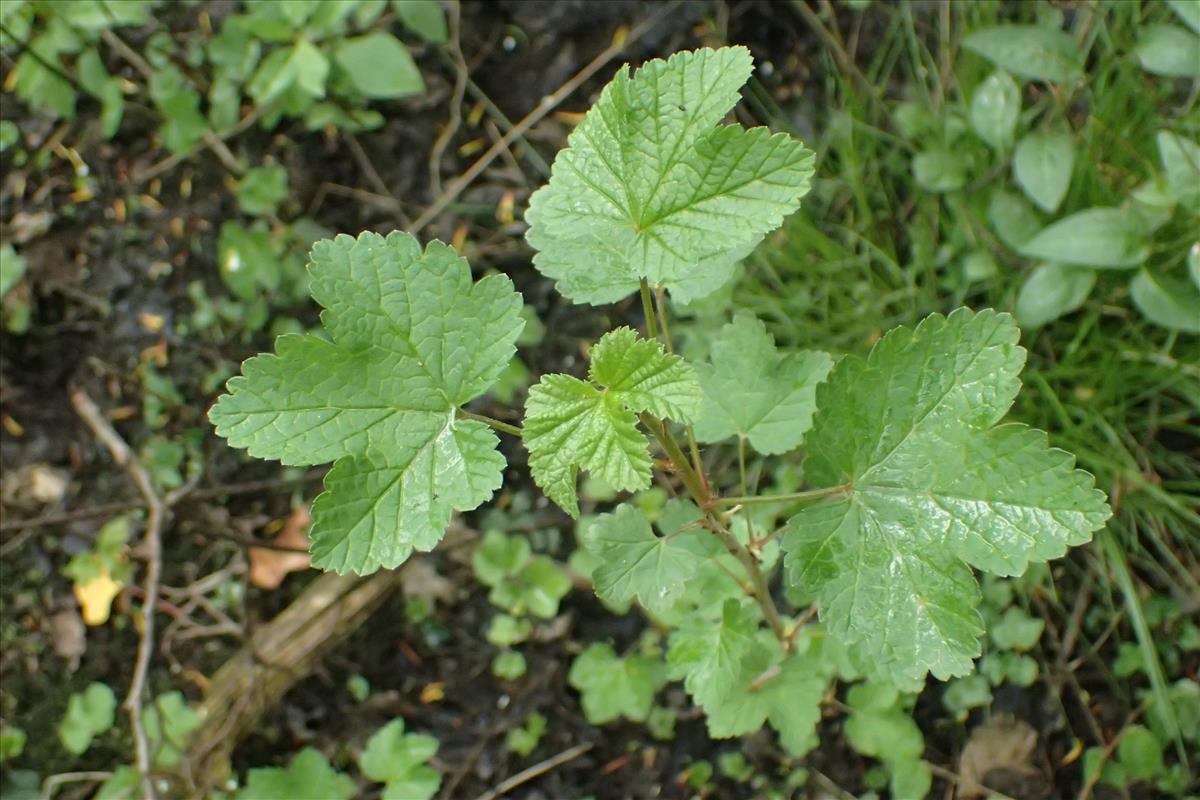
(210, 232, 524, 574)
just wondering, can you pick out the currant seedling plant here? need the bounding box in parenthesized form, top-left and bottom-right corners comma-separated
(210, 46, 1110, 771)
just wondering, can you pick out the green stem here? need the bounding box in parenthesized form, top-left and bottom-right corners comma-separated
(640, 413, 789, 647)
(717, 485, 850, 506)
(458, 409, 522, 437)
(639, 279, 658, 341)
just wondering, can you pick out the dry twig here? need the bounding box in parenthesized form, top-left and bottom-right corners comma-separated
(407, 1, 682, 235)
(70, 389, 166, 800)
(472, 743, 594, 800)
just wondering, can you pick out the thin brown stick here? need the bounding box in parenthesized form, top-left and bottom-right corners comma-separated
(41, 770, 113, 800)
(428, 0, 467, 196)
(70, 389, 165, 800)
(472, 743, 593, 800)
(407, 1, 681, 234)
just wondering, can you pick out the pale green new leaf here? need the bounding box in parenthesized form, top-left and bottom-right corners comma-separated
(523, 327, 700, 517)
(525, 46, 814, 304)
(568, 643, 666, 724)
(783, 309, 1110, 685)
(360, 719, 441, 800)
(582, 503, 712, 615)
(694, 311, 833, 454)
(1135, 25, 1200, 78)
(210, 232, 524, 574)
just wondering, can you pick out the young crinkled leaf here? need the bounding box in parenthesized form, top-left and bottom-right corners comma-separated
(783, 308, 1110, 686)
(236, 748, 355, 800)
(582, 502, 717, 615)
(210, 232, 524, 575)
(525, 46, 815, 304)
(523, 327, 700, 517)
(694, 311, 833, 454)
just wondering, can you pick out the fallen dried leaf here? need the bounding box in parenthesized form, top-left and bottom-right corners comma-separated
(248, 506, 311, 590)
(29, 464, 68, 504)
(959, 715, 1044, 800)
(50, 606, 86, 671)
(399, 558, 455, 606)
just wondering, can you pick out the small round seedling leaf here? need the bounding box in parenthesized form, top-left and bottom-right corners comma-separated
(58, 682, 117, 756)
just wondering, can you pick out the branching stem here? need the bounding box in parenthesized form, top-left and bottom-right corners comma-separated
(639, 413, 789, 646)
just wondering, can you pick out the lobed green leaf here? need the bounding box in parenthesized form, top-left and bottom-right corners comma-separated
(210, 232, 524, 575)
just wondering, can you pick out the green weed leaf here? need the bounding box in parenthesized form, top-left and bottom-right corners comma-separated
(1015, 263, 1095, 329)
(783, 309, 1110, 685)
(142, 691, 201, 768)
(1130, 270, 1200, 334)
(1157, 131, 1200, 207)
(237, 165, 289, 216)
(666, 598, 760, 711)
(525, 46, 814, 304)
(1168, 0, 1200, 34)
(57, 683, 116, 756)
(335, 32, 424, 98)
(963, 25, 1083, 84)
(210, 232, 524, 574)
(523, 327, 700, 517)
(1019, 208, 1149, 268)
(568, 643, 666, 724)
(970, 70, 1020, 151)
(236, 748, 355, 800)
(694, 311, 833, 454)
(1135, 25, 1200, 78)
(360, 719, 441, 800)
(393, 0, 448, 43)
(1013, 129, 1074, 213)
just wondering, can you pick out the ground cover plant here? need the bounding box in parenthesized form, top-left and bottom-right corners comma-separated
(2, 2, 1197, 799)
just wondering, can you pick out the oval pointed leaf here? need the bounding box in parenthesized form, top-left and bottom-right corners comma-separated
(1015, 263, 1096, 328)
(1018, 208, 1149, 268)
(1130, 270, 1200, 333)
(970, 70, 1021, 152)
(1013, 129, 1075, 213)
(1135, 24, 1200, 78)
(963, 25, 1084, 84)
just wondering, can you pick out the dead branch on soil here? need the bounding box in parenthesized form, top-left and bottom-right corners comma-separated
(181, 569, 402, 799)
(70, 388, 167, 800)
